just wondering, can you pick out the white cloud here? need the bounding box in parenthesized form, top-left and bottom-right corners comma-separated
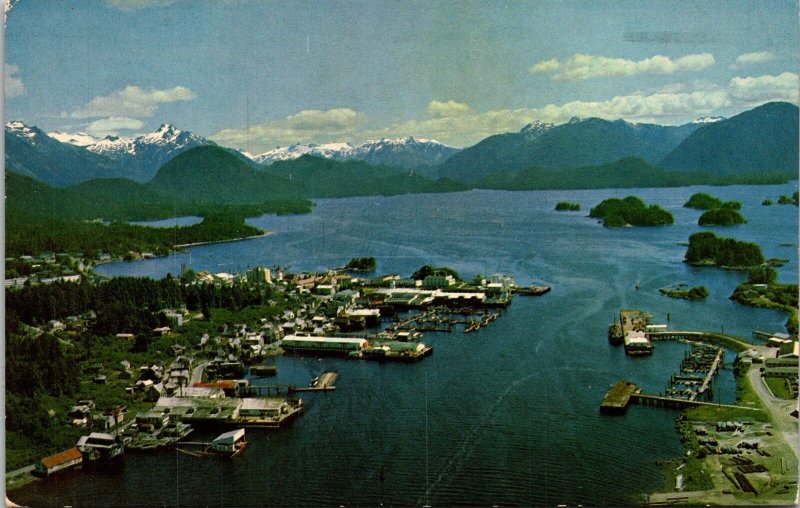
(5, 63, 25, 98)
(86, 116, 145, 137)
(213, 72, 799, 150)
(728, 72, 798, 104)
(735, 51, 776, 65)
(426, 100, 472, 118)
(105, 0, 179, 10)
(531, 53, 715, 81)
(71, 85, 196, 118)
(211, 108, 367, 149)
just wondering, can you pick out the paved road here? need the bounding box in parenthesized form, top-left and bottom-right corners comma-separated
(6, 465, 34, 479)
(747, 360, 799, 461)
(190, 361, 209, 384)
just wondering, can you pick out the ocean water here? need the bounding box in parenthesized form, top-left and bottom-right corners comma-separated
(15, 183, 798, 506)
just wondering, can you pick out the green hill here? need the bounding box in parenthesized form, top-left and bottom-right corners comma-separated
(148, 145, 302, 203)
(661, 102, 799, 174)
(266, 155, 467, 197)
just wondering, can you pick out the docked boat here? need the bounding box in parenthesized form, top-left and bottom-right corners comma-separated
(211, 428, 248, 457)
(514, 284, 552, 296)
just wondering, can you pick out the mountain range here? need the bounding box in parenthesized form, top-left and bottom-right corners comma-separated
(251, 137, 460, 170)
(5, 101, 798, 190)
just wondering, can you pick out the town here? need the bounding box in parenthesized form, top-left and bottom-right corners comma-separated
(6, 254, 550, 482)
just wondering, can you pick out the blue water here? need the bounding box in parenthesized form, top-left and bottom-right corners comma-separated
(128, 216, 204, 228)
(15, 183, 798, 507)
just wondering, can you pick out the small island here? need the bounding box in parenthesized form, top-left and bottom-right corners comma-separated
(659, 284, 710, 301)
(685, 231, 765, 268)
(555, 201, 581, 211)
(777, 192, 799, 206)
(698, 208, 747, 226)
(589, 195, 673, 228)
(762, 198, 774, 206)
(344, 256, 377, 272)
(684, 192, 742, 210)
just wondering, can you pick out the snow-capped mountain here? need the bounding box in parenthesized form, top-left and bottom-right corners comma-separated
(5, 121, 126, 186)
(83, 124, 212, 181)
(691, 116, 725, 124)
(519, 120, 555, 137)
(48, 130, 100, 147)
(251, 137, 460, 169)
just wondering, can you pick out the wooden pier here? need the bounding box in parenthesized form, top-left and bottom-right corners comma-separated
(600, 380, 762, 413)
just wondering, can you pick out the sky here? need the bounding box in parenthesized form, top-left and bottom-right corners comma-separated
(4, 0, 798, 152)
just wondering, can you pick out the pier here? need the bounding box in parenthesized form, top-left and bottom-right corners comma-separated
(600, 381, 763, 413)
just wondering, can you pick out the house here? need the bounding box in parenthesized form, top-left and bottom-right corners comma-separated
(34, 448, 82, 477)
(423, 275, 456, 289)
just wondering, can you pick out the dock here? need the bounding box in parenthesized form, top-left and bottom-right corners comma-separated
(292, 372, 337, 392)
(600, 381, 639, 414)
(600, 381, 763, 413)
(620, 309, 654, 355)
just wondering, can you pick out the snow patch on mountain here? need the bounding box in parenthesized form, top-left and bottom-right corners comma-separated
(48, 130, 100, 146)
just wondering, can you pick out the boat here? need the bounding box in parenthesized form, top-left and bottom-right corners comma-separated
(211, 428, 248, 457)
(514, 284, 552, 296)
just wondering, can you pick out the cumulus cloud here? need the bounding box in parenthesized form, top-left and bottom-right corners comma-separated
(735, 51, 776, 65)
(86, 116, 145, 137)
(530, 53, 715, 81)
(213, 72, 799, 150)
(105, 0, 179, 10)
(5, 63, 25, 98)
(728, 72, 798, 104)
(426, 100, 472, 118)
(71, 85, 196, 118)
(211, 108, 367, 149)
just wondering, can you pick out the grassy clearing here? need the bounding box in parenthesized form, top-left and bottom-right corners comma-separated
(764, 377, 796, 400)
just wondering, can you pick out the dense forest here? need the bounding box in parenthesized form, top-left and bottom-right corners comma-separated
(684, 232, 765, 268)
(684, 192, 741, 210)
(589, 195, 674, 227)
(5, 213, 266, 258)
(698, 208, 747, 226)
(478, 157, 795, 191)
(555, 201, 581, 211)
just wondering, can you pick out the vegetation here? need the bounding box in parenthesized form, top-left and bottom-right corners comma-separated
(344, 257, 377, 272)
(730, 281, 798, 337)
(684, 232, 765, 268)
(747, 265, 778, 285)
(478, 157, 796, 191)
(698, 207, 747, 226)
(684, 192, 723, 210)
(411, 264, 461, 281)
(4, 274, 304, 470)
(6, 213, 265, 258)
(555, 201, 581, 211)
(589, 195, 673, 227)
(270, 155, 468, 198)
(762, 198, 773, 206)
(659, 285, 709, 301)
(777, 191, 799, 206)
(764, 377, 795, 399)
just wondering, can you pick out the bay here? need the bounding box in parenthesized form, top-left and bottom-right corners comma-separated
(17, 183, 797, 506)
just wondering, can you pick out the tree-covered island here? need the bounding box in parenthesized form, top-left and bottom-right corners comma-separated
(555, 201, 581, 211)
(588, 195, 674, 227)
(659, 284, 710, 301)
(684, 232, 765, 268)
(344, 257, 377, 272)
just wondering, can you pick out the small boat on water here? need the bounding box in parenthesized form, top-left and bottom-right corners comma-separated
(514, 284, 551, 296)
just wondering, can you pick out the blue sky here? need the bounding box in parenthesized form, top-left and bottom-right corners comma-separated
(4, 0, 798, 152)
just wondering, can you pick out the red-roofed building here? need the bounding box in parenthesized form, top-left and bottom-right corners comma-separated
(34, 447, 83, 476)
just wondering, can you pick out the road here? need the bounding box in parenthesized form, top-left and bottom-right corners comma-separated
(747, 355, 799, 461)
(190, 361, 209, 384)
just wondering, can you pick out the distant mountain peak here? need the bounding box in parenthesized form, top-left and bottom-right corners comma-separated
(251, 136, 458, 169)
(520, 120, 554, 136)
(691, 116, 725, 124)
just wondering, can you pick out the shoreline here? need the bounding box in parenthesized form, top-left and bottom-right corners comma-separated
(174, 231, 273, 249)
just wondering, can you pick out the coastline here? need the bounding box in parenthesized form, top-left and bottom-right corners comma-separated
(174, 231, 273, 249)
